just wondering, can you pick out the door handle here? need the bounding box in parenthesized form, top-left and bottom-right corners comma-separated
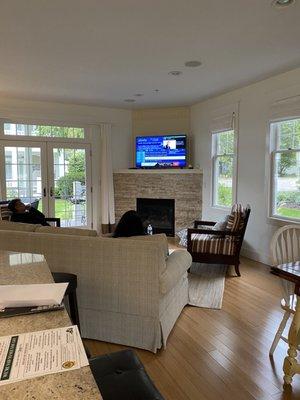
(43, 187, 47, 197)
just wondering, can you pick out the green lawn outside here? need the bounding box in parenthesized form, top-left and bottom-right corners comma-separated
(277, 207, 300, 219)
(39, 199, 84, 220)
(55, 199, 75, 219)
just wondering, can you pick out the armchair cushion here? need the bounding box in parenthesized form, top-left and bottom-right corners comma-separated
(191, 233, 238, 256)
(177, 215, 230, 247)
(226, 204, 245, 232)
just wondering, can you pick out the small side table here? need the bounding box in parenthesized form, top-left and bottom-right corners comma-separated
(271, 261, 300, 385)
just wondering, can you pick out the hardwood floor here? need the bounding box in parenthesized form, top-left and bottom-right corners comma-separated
(84, 257, 300, 400)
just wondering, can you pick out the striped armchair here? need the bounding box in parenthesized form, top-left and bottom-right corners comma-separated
(187, 204, 251, 277)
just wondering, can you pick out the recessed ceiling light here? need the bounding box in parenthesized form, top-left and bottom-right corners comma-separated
(185, 60, 202, 67)
(272, 0, 295, 7)
(168, 71, 183, 76)
(134, 93, 143, 97)
(124, 99, 135, 103)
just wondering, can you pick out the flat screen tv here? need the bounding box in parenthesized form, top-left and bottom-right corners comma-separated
(135, 134, 187, 168)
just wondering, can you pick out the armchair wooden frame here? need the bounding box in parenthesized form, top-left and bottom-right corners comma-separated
(187, 207, 251, 277)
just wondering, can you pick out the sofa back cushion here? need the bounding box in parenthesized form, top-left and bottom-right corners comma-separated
(35, 226, 98, 237)
(126, 234, 169, 262)
(0, 231, 165, 316)
(0, 220, 39, 232)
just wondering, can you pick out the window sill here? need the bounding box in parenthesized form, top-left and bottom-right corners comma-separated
(211, 205, 232, 212)
(267, 215, 300, 226)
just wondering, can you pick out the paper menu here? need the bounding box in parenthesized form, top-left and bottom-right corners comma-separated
(0, 283, 68, 309)
(0, 325, 89, 386)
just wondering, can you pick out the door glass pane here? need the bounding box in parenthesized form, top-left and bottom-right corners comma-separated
(4, 147, 42, 208)
(53, 148, 87, 227)
(4, 123, 84, 139)
(274, 151, 300, 219)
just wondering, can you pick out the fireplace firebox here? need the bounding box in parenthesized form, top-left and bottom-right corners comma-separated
(136, 198, 175, 236)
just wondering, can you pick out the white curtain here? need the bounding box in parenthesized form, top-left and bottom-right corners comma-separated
(100, 123, 115, 232)
(209, 102, 239, 133)
(270, 95, 300, 121)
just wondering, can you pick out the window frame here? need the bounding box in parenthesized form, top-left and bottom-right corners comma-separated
(211, 129, 238, 210)
(269, 117, 300, 223)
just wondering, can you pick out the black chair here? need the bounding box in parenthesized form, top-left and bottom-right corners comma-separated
(89, 349, 164, 400)
(52, 272, 80, 331)
(45, 217, 61, 227)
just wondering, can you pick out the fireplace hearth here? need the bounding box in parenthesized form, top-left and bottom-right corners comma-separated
(137, 198, 175, 236)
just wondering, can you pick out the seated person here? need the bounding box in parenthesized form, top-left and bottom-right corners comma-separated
(113, 210, 145, 238)
(8, 198, 50, 226)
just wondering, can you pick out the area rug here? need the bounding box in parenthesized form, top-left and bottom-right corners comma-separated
(188, 263, 227, 309)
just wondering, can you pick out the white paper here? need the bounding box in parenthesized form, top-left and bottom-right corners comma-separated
(0, 283, 68, 309)
(0, 325, 89, 386)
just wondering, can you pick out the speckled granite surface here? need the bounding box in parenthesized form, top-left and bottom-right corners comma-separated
(0, 251, 102, 400)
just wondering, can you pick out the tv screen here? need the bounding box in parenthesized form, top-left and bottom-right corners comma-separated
(135, 134, 187, 168)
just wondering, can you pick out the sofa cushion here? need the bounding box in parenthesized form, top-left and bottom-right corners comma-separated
(35, 226, 98, 237)
(126, 234, 169, 258)
(0, 220, 39, 232)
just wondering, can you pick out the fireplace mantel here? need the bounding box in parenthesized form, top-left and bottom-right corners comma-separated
(115, 168, 202, 174)
(113, 169, 203, 233)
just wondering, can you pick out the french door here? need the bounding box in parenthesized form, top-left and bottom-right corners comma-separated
(0, 141, 92, 228)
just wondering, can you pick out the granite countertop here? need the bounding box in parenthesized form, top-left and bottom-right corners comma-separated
(0, 251, 102, 400)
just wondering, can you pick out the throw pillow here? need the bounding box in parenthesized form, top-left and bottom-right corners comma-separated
(212, 215, 230, 231)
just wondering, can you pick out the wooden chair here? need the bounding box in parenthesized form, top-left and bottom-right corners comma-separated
(187, 205, 251, 277)
(0, 204, 12, 221)
(269, 225, 300, 356)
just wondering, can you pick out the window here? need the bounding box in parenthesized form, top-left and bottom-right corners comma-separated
(4, 123, 84, 139)
(212, 130, 236, 207)
(270, 118, 300, 221)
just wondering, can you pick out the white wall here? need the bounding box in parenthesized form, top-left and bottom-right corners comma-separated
(191, 67, 300, 265)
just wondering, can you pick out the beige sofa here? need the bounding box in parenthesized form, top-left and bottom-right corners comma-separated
(0, 221, 192, 352)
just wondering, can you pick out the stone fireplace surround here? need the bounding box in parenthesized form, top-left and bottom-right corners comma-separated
(113, 169, 203, 234)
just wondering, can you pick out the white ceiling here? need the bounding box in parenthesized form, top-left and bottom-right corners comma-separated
(1, 0, 300, 109)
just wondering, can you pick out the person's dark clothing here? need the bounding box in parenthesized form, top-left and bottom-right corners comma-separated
(11, 208, 50, 226)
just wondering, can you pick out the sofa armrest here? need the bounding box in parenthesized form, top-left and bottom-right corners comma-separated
(159, 250, 192, 295)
